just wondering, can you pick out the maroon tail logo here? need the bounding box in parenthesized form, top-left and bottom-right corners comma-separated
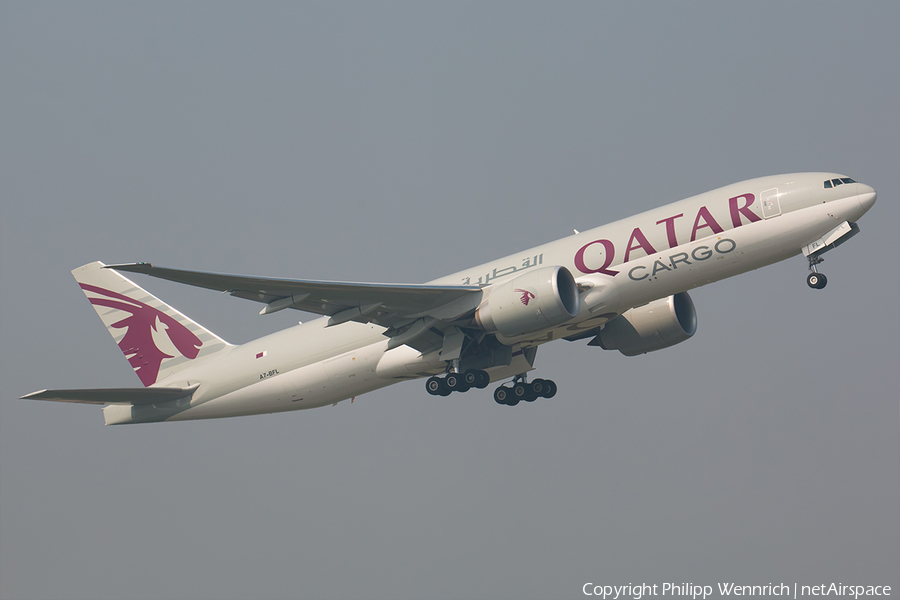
(515, 288, 537, 306)
(80, 284, 203, 386)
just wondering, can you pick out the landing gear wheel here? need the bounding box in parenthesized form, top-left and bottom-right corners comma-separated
(512, 383, 529, 402)
(446, 373, 468, 392)
(807, 272, 827, 289)
(542, 380, 558, 399)
(462, 370, 479, 388)
(494, 386, 512, 405)
(517, 381, 538, 402)
(425, 376, 443, 396)
(474, 370, 490, 389)
(531, 379, 547, 397)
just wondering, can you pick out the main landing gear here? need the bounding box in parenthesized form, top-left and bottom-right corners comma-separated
(807, 255, 827, 290)
(493, 374, 557, 406)
(425, 369, 490, 396)
(424, 370, 558, 406)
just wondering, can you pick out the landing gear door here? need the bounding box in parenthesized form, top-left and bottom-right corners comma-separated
(760, 187, 781, 219)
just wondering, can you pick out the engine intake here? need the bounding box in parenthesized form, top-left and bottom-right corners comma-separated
(475, 266, 580, 338)
(590, 292, 697, 356)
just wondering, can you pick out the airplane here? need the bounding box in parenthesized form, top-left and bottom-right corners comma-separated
(21, 172, 877, 425)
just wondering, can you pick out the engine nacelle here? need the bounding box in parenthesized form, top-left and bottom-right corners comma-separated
(475, 266, 580, 338)
(591, 292, 697, 356)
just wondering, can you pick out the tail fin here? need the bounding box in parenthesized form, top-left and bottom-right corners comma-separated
(72, 261, 233, 387)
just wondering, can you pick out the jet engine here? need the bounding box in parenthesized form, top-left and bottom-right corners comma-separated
(475, 266, 580, 338)
(590, 292, 697, 356)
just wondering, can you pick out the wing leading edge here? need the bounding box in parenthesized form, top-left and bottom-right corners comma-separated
(107, 263, 484, 330)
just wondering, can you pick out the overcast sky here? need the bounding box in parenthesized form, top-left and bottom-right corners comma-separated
(1, 3, 898, 600)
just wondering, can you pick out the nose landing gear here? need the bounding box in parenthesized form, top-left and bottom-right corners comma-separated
(807, 255, 827, 289)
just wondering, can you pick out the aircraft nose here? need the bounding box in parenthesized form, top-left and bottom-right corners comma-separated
(856, 183, 877, 213)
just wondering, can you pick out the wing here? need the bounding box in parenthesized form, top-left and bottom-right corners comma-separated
(20, 386, 198, 405)
(107, 263, 484, 352)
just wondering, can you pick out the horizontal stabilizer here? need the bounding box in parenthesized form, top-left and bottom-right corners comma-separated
(20, 385, 199, 405)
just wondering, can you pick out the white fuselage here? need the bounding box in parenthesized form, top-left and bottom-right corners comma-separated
(103, 173, 876, 424)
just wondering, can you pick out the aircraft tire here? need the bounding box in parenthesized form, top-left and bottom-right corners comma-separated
(425, 376, 443, 396)
(519, 381, 537, 402)
(446, 373, 468, 392)
(807, 272, 827, 289)
(542, 380, 558, 399)
(512, 383, 529, 401)
(494, 386, 511, 405)
(475, 370, 490, 389)
(462, 370, 479, 387)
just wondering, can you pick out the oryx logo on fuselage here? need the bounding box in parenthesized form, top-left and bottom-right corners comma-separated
(515, 288, 536, 306)
(80, 284, 202, 386)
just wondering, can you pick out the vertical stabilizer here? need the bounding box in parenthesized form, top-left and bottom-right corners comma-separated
(72, 262, 233, 387)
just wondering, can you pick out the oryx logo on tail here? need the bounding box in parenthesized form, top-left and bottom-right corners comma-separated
(80, 284, 203, 386)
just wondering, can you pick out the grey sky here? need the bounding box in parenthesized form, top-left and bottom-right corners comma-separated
(1, 3, 898, 599)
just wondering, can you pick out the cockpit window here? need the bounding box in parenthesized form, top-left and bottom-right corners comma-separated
(824, 177, 857, 188)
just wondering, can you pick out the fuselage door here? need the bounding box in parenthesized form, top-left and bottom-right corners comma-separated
(760, 187, 781, 219)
